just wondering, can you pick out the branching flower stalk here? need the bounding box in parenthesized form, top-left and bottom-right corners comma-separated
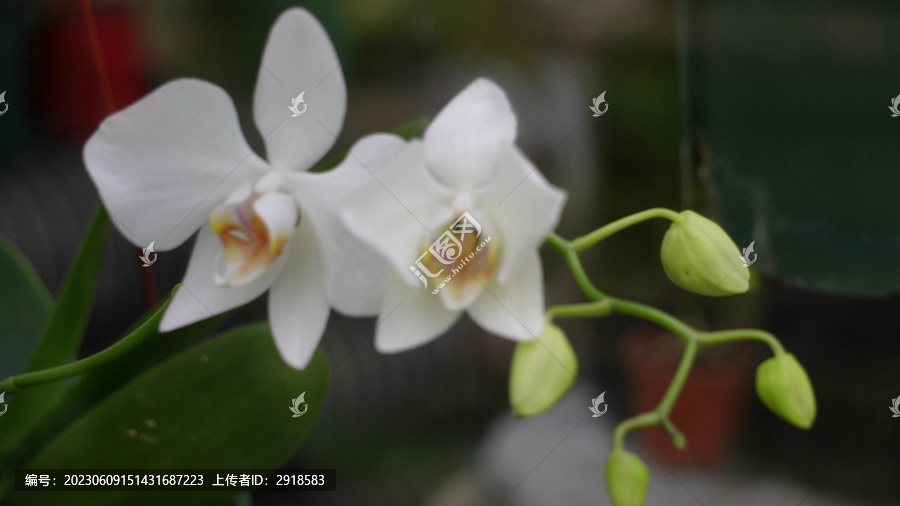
(542, 209, 811, 506)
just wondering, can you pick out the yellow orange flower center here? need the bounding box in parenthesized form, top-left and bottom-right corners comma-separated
(210, 184, 298, 286)
(417, 212, 499, 309)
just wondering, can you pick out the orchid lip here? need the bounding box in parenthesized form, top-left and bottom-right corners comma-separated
(210, 184, 299, 286)
(438, 232, 497, 311)
(415, 211, 499, 310)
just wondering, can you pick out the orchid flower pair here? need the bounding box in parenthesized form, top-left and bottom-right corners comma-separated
(84, 8, 565, 369)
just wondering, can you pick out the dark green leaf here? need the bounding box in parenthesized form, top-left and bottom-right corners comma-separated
(16, 310, 230, 468)
(0, 234, 52, 378)
(28, 204, 110, 371)
(1, 290, 226, 494)
(0, 204, 109, 459)
(14, 323, 330, 506)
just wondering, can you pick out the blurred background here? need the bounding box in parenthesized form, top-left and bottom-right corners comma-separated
(1, 0, 899, 504)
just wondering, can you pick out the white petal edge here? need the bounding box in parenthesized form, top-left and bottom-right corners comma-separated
(467, 250, 545, 341)
(375, 274, 462, 353)
(268, 217, 330, 369)
(288, 133, 407, 316)
(84, 79, 268, 250)
(253, 8, 346, 171)
(423, 78, 517, 190)
(339, 140, 454, 285)
(159, 224, 287, 332)
(479, 144, 566, 284)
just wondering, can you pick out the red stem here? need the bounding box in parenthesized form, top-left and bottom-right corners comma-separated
(77, 0, 115, 115)
(78, 0, 158, 308)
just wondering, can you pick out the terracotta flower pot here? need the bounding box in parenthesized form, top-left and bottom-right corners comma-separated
(619, 323, 756, 467)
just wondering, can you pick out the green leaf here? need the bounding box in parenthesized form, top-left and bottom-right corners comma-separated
(1, 289, 171, 489)
(0, 290, 227, 496)
(2, 289, 224, 468)
(28, 204, 110, 371)
(14, 323, 331, 506)
(0, 234, 52, 379)
(15, 309, 230, 468)
(0, 204, 109, 459)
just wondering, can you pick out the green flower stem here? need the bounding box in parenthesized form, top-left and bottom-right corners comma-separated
(611, 331, 696, 452)
(546, 300, 613, 320)
(547, 232, 606, 300)
(654, 337, 696, 448)
(608, 297, 696, 344)
(612, 412, 658, 452)
(698, 328, 785, 355)
(0, 292, 171, 395)
(549, 225, 701, 451)
(660, 417, 687, 449)
(570, 208, 682, 253)
(548, 211, 789, 460)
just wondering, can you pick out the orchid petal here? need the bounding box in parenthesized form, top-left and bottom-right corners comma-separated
(423, 78, 517, 189)
(375, 275, 462, 353)
(84, 79, 267, 251)
(468, 250, 545, 340)
(288, 134, 406, 316)
(340, 140, 453, 284)
(268, 217, 330, 369)
(253, 8, 346, 171)
(253, 192, 299, 256)
(478, 144, 566, 283)
(159, 224, 287, 332)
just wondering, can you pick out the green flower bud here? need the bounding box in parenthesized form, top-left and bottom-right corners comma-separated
(509, 322, 578, 417)
(755, 353, 816, 429)
(660, 210, 749, 296)
(606, 450, 649, 506)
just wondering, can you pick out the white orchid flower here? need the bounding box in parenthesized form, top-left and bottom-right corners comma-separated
(340, 79, 567, 352)
(84, 8, 382, 369)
